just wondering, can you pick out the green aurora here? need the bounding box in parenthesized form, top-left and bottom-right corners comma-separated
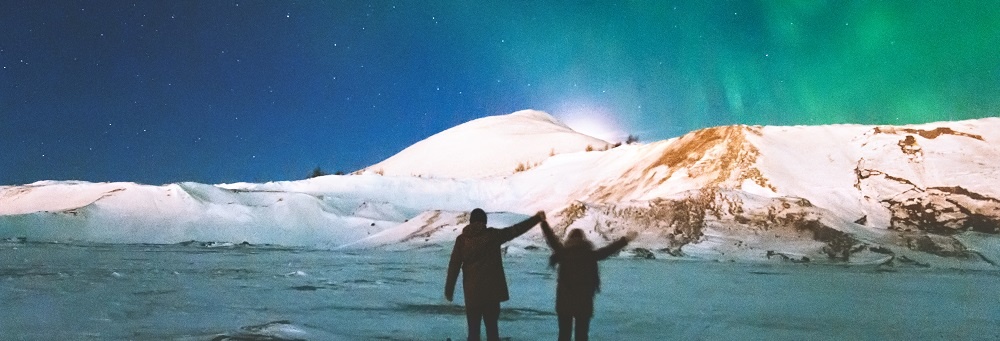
(434, 1, 1000, 137)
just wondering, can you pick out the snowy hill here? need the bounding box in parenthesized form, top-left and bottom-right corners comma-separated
(2, 111, 1000, 269)
(539, 119, 1000, 266)
(359, 109, 612, 178)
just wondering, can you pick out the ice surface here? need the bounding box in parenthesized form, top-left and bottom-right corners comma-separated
(1, 241, 998, 340)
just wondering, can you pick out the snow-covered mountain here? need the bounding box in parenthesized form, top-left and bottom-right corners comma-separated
(359, 109, 612, 178)
(2, 110, 999, 268)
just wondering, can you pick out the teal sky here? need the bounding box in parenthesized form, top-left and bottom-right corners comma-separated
(3, 1, 998, 184)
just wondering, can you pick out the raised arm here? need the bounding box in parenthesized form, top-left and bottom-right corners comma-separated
(594, 236, 631, 261)
(497, 211, 544, 244)
(539, 220, 563, 252)
(444, 236, 463, 301)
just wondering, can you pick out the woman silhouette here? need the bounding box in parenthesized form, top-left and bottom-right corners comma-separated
(539, 219, 634, 341)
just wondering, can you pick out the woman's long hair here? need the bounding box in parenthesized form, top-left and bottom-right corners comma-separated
(549, 229, 593, 267)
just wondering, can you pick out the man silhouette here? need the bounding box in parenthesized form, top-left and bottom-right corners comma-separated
(445, 208, 544, 341)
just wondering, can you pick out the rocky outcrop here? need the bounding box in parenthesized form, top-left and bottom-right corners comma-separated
(886, 186, 1000, 234)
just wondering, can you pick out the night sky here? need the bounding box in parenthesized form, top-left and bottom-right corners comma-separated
(2, 1, 998, 185)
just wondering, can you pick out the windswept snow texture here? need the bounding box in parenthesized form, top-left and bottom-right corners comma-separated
(2, 111, 1000, 268)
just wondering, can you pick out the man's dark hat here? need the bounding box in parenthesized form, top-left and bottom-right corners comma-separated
(470, 208, 487, 223)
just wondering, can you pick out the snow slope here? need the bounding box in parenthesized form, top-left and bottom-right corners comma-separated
(359, 109, 612, 178)
(2, 111, 999, 268)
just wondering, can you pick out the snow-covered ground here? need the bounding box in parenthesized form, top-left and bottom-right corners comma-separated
(2, 241, 997, 340)
(2, 110, 999, 268)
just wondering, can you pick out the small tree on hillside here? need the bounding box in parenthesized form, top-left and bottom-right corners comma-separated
(308, 166, 328, 179)
(626, 134, 640, 144)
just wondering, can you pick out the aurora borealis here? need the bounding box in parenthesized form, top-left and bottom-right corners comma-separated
(490, 1, 1000, 134)
(2, 1, 998, 185)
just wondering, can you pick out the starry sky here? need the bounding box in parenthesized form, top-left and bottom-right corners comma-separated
(2, 1, 998, 185)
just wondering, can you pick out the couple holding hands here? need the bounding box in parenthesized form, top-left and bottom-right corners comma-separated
(445, 208, 636, 341)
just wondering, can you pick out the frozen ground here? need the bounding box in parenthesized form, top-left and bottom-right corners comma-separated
(1, 240, 998, 340)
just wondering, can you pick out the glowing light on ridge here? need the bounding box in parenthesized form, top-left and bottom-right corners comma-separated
(554, 102, 626, 143)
